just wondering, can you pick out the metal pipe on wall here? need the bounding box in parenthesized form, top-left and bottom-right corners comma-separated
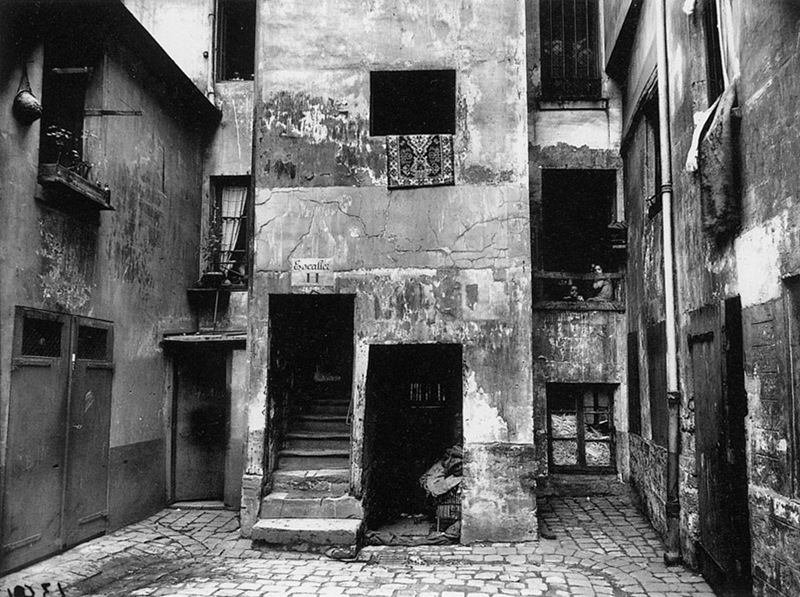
(207, 0, 216, 103)
(655, 0, 682, 566)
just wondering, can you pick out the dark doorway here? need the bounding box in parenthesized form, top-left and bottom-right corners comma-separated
(268, 295, 355, 473)
(363, 344, 463, 538)
(689, 298, 752, 595)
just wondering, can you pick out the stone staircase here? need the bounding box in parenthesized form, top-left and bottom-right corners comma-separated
(251, 390, 362, 549)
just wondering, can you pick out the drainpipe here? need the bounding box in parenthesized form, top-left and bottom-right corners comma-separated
(655, 0, 682, 566)
(207, 0, 216, 104)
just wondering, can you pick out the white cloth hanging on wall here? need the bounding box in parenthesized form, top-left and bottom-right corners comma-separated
(220, 185, 247, 270)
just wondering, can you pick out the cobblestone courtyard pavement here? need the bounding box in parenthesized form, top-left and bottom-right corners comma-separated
(2, 492, 718, 597)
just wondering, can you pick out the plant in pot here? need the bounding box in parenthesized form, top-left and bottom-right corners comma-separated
(44, 125, 94, 178)
(198, 215, 224, 288)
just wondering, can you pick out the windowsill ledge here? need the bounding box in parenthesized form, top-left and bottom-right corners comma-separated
(536, 98, 609, 111)
(38, 163, 113, 211)
(534, 300, 625, 312)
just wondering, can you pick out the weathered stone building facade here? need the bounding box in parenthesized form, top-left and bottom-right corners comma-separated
(4, 1, 800, 595)
(606, 1, 800, 595)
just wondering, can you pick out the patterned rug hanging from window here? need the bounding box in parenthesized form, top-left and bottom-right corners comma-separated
(386, 134, 455, 189)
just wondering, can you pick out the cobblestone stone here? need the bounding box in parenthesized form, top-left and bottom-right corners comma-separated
(0, 494, 720, 596)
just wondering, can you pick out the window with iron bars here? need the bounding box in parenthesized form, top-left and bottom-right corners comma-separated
(539, 0, 601, 100)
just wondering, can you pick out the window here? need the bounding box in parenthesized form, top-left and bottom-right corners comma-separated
(37, 38, 111, 210)
(537, 169, 618, 302)
(208, 177, 250, 286)
(547, 383, 615, 471)
(702, 0, 725, 104)
(642, 93, 662, 219)
(370, 70, 456, 136)
(217, 0, 255, 81)
(539, 0, 601, 99)
(21, 315, 64, 358)
(627, 331, 642, 435)
(647, 321, 668, 448)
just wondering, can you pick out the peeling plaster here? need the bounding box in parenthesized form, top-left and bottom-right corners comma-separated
(464, 369, 509, 443)
(735, 213, 785, 307)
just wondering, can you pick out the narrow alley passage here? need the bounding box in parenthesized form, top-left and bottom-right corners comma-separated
(2, 490, 717, 597)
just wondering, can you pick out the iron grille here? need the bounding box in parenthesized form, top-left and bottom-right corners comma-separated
(21, 317, 63, 357)
(77, 325, 109, 360)
(409, 382, 446, 409)
(540, 0, 601, 99)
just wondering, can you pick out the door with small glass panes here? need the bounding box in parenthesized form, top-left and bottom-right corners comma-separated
(2, 308, 113, 574)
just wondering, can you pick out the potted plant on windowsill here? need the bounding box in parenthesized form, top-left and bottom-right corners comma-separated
(38, 125, 112, 210)
(198, 221, 224, 288)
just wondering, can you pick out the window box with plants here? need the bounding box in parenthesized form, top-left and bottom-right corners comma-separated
(38, 125, 112, 211)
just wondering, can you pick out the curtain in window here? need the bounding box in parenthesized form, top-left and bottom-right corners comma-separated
(220, 185, 247, 272)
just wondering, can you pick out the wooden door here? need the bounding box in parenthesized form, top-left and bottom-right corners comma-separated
(63, 318, 114, 547)
(1, 310, 114, 574)
(173, 350, 228, 501)
(1, 309, 70, 574)
(689, 300, 751, 592)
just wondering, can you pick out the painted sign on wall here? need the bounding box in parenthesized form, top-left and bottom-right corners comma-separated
(291, 258, 334, 287)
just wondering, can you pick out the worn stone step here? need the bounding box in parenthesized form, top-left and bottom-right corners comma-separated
(291, 415, 349, 433)
(278, 449, 350, 471)
(260, 493, 363, 519)
(299, 401, 350, 416)
(251, 518, 362, 547)
(284, 432, 350, 451)
(272, 469, 350, 493)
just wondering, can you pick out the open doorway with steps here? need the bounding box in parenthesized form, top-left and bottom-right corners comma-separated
(362, 344, 463, 546)
(252, 295, 360, 551)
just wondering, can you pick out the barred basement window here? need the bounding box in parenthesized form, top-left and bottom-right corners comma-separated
(217, 0, 255, 81)
(540, 0, 601, 99)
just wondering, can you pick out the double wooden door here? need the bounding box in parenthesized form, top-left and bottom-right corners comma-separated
(2, 308, 113, 573)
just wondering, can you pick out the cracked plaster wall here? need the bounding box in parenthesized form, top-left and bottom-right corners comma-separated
(242, 0, 535, 541)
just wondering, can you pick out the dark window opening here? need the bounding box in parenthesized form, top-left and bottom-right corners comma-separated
(627, 331, 642, 435)
(217, 0, 255, 81)
(364, 344, 463, 539)
(540, 0, 601, 99)
(208, 176, 250, 286)
(38, 38, 98, 174)
(547, 383, 615, 472)
(370, 70, 456, 135)
(538, 169, 618, 301)
(703, 0, 725, 104)
(642, 93, 662, 219)
(21, 316, 63, 358)
(647, 321, 668, 448)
